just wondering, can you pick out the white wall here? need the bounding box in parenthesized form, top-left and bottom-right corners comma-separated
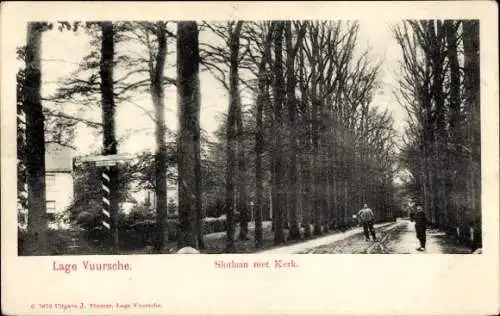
(46, 172, 73, 229)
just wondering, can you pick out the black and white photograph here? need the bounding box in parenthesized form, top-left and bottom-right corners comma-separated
(2, 2, 499, 315)
(14, 18, 484, 256)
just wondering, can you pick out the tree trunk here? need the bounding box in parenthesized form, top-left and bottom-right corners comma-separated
(319, 98, 329, 233)
(327, 114, 336, 229)
(463, 20, 481, 240)
(272, 22, 286, 244)
(429, 21, 448, 230)
(421, 36, 436, 224)
(444, 20, 461, 234)
(195, 109, 205, 250)
(224, 102, 237, 252)
(333, 130, 342, 228)
(298, 47, 312, 238)
(222, 21, 249, 242)
(310, 37, 322, 235)
(150, 22, 168, 253)
(285, 21, 301, 240)
(177, 21, 200, 250)
(338, 130, 347, 227)
(193, 29, 205, 250)
(100, 22, 119, 253)
(24, 22, 47, 255)
(302, 146, 312, 238)
(299, 133, 311, 238)
(234, 22, 249, 240)
(254, 24, 274, 248)
(224, 21, 244, 251)
(236, 102, 249, 241)
(254, 75, 265, 247)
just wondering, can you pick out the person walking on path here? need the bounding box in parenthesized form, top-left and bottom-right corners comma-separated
(411, 205, 427, 251)
(357, 204, 377, 241)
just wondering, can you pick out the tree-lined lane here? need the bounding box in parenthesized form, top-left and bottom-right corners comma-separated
(257, 222, 395, 254)
(258, 219, 474, 254)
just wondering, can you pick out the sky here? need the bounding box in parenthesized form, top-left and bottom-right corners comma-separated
(23, 20, 407, 156)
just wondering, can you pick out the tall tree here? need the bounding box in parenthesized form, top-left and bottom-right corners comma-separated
(147, 21, 169, 253)
(444, 20, 461, 233)
(177, 21, 201, 250)
(308, 22, 322, 235)
(223, 21, 244, 251)
(271, 21, 286, 244)
(24, 22, 47, 255)
(463, 20, 481, 238)
(284, 21, 306, 240)
(297, 45, 312, 238)
(254, 22, 274, 247)
(427, 21, 448, 228)
(200, 21, 252, 244)
(232, 22, 251, 241)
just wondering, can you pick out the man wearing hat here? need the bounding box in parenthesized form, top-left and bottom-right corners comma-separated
(412, 205, 427, 251)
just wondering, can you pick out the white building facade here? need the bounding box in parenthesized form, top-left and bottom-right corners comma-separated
(45, 143, 75, 229)
(18, 143, 75, 230)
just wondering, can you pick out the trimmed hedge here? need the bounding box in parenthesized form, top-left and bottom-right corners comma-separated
(117, 215, 227, 249)
(203, 215, 227, 235)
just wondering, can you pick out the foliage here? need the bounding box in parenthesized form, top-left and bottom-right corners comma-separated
(16, 67, 27, 211)
(67, 161, 133, 230)
(128, 148, 177, 193)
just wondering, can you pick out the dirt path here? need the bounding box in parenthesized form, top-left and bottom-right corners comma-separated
(256, 222, 396, 254)
(371, 219, 473, 254)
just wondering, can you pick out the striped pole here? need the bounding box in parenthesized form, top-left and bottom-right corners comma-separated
(21, 183, 29, 228)
(102, 167, 111, 230)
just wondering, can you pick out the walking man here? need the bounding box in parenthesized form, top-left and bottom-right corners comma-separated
(412, 205, 427, 251)
(357, 203, 377, 241)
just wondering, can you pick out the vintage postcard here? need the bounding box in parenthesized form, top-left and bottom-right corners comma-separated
(1, 1, 499, 315)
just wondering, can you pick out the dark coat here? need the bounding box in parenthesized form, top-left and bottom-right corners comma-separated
(414, 210, 427, 228)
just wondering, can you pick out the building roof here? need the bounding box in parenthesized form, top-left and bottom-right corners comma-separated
(45, 143, 75, 172)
